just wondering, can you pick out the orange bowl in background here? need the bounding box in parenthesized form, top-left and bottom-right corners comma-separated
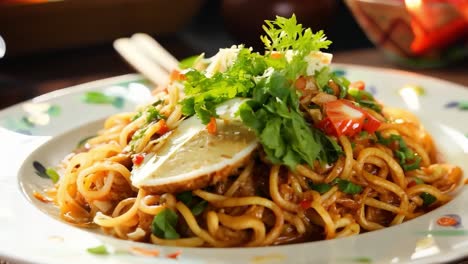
(345, 0, 468, 68)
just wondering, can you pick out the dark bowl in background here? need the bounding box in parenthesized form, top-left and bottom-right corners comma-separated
(0, 0, 205, 57)
(221, 0, 339, 51)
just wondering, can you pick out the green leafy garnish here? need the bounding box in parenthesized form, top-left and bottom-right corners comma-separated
(332, 178, 363, 194)
(176, 191, 208, 216)
(413, 177, 424, 185)
(181, 48, 266, 124)
(240, 71, 341, 169)
(87, 245, 109, 255)
(261, 14, 331, 54)
(191, 201, 208, 216)
(176, 191, 193, 205)
(411, 178, 436, 206)
(348, 88, 382, 113)
(179, 15, 343, 169)
(376, 132, 421, 171)
(309, 182, 332, 194)
(314, 67, 350, 98)
(421, 192, 437, 207)
(151, 208, 180, 239)
(146, 106, 165, 123)
(130, 111, 142, 121)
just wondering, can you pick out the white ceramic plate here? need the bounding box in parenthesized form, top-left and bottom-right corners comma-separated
(1, 65, 468, 264)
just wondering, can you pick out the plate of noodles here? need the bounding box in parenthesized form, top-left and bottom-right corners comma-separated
(1, 15, 468, 264)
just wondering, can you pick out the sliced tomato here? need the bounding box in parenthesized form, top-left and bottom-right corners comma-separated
(319, 99, 365, 137)
(318, 99, 381, 137)
(362, 112, 381, 134)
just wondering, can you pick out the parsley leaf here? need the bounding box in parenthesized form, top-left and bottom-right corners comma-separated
(191, 201, 208, 216)
(151, 208, 180, 239)
(240, 71, 340, 169)
(181, 48, 267, 124)
(348, 88, 382, 113)
(332, 178, 362, 194)
(376, 132, 421, 171)
(421, 192, 436, 207)
(179, 15, 342, 168)
(309, 182, 332, 194)
(176, 191, 208, 216)
(314, 67, 350, 98)
(176, 191, 193, 205)
(146, 106, 166, 123)
(261, 14, 331, 54)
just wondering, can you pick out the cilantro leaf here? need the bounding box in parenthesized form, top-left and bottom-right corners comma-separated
(421, 192, 436, 207)
(332, 178, 362, 194)
(176, 191, 193, 205)
(309, 182, 332, 194)
(176, 191, 208, 216)
(240, 71, 339, 169)
(348, 88, 382, 112)
(260, 14, 331, 54)
(376, 133, 421, 171)
(146, 106, 166, 123)
(191, 200, 208, 216)
(180, 48, 267, 124)
(179, 15, 342, 168)
(314, 66, 350, 98)
(151, 208, 180, 239)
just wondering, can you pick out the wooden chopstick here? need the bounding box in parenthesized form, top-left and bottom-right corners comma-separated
(113, 38, 170, 86)
(131, 33, 180, 72)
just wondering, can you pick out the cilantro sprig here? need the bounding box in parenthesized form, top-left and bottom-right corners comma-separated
(176, 191, 208, 216)
(308, 178, 362, 195)
(179, 15, 343, 169)
(240, 71, 342, 169)
(151, 208, 180, 239)
(261, 14, 331, 54)
(181, 48, 267, 124)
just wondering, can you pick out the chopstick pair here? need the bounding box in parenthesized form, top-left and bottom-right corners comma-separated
(113, 33, 179, 86)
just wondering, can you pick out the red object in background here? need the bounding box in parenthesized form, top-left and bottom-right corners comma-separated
(411, 17, 468, 54)
(0, 0, 49, 5)
(405, 0, 468, 55)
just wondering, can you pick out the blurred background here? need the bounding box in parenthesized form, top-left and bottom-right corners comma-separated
(0, 0, 466, 109)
